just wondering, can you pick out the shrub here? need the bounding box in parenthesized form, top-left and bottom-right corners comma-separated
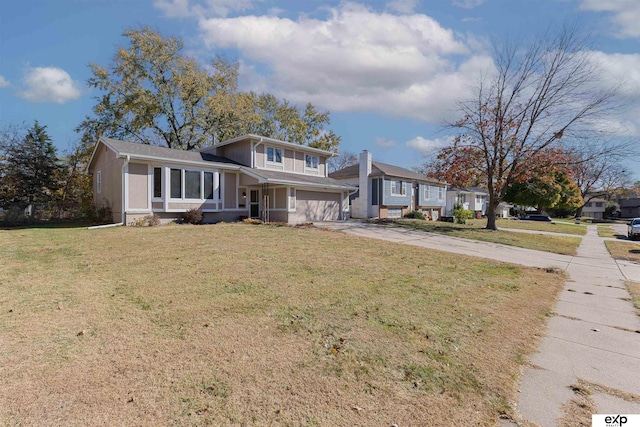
(93, 205, 113, 224)
(404, 210, 426, 220)
(182, 209, 203, 224)
(0, 208, 32, 227)
(453, 202, 474, 224)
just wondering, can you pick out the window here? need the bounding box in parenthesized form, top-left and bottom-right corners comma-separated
(476, 195, 483, 204)
(267, 146, 282, 163)
(185, 170, 201, 199)
(170, 169, 182, 198)
(153, 167, 162, 198)
(305, 154, 318, 169)
(424, 186, 430, 200)
(391, 180, 405, 196)
(372, 178, 379, 205)
(96, 171, 101, 194)
(238, 187, 247, 208)
(438, 187, 445, 201)
(204, 172, 214, 200)
(596, 202, 604, 207)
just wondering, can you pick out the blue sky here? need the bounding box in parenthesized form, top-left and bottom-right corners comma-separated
(1, 0, 639, 179)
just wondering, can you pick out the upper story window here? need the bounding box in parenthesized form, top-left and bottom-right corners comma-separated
(267, 146, 283, 164)
(596, 202, 604, 207)
(424, 186, 430, 200)
(475, 195, 483, 204)
(305, 154, 318, 169)
(439, 187, 445, 201)
(391, 180, 405, 196)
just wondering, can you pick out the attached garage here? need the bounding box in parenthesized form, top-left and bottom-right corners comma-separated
(292, 190, 341, 222)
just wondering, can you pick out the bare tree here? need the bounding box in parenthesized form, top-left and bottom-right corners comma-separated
(426, 24, 623, 230)
(328, 150, 358, 173)
(564, 140, 634, 216)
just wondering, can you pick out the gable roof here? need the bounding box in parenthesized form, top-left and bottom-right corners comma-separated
(87, 137, 241, 172)
(329, 161, 445, 185)
(205, 134, 335, 157)
(447, 187, 489, 195)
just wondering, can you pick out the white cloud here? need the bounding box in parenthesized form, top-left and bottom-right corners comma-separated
(406, 135, 454, 153)
(155, 0, 263, 18)
(154, 0, 192, 18)
(0, 75, 9, 88)
(387, 0, 419, 14)
(197, 2, 490, 123)
(374, 137, 397, 148)
(20, 67, 81, 104)
(452, 0, 485, 9)
(579, 0, 640, 38)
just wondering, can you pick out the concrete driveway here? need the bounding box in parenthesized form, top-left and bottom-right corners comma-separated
(314, 221, 640, 426)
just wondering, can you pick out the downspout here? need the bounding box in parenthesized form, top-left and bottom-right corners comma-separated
(121, 155, 130, 225)
(252, 137, 264, 168)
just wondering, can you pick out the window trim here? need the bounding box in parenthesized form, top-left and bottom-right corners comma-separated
(424, 185, 430, 200)
(266, 146, 283, 164)
(305, 154, 319, 171)
(391, 179, 405, 196)
(152, 167, 162, 199)
(96, 171, 101, 194)
(168, 167, 220, 202)
(438, 187, 445, 201)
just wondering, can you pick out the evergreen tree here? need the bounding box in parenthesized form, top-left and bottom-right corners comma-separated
(3, 121, 60, 217)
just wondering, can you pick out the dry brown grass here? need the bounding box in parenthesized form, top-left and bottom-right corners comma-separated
(0, 223, 565, 426)
(604, 240, 640, 263)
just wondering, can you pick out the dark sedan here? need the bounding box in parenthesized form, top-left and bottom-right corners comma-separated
(520, 214, 552, 222)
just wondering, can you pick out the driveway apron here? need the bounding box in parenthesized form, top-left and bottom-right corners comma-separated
(314, 222, 640, 425)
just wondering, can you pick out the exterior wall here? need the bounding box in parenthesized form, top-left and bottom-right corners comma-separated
(216, 140, 251, 166)
(294, 151, 304, 173)
(582, 200, 606, 219)
(284, 149, 295, 171)
(223, 172, 238, 208)
(267, 210, 289, 223)
(128, 163, 149, 210)
(382, 179, 411, 207)
(418, 183, 446, 208)
(167, 202, 217, 210)
(255, 144, 265, 168)
(318, 157, 327, 177)
(91, 143, 124, 222)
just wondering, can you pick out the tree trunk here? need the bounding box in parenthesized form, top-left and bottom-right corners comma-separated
(486, 202, 498, 230)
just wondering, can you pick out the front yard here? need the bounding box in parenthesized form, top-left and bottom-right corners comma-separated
(0, 224, 565, 425)
(393, 219, 582, 255)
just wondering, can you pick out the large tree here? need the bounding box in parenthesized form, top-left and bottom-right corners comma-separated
(426, 25, 621, 230)
(77, 26, 340, 152)
(504, 169, 582, 214)
(2, 121, 60, 217)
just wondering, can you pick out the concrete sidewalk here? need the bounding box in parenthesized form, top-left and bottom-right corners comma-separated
(315, 221, 640, 425)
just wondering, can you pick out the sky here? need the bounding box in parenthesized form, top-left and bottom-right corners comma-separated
(1, 0, 639, 179)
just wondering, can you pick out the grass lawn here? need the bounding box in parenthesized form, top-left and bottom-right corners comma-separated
(394, 219, 582, 255)
(493, 219, 586, 236)
(598, 225, 616, 238)
(0, 223, 565, 426)
(604, 240, 640, 264)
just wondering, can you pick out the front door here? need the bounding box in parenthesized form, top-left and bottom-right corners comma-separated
(250, 189, 260, 218)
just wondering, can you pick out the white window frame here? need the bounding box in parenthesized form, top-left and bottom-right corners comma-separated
(305, 154, 318, 171)
(391, 180, 405, 196)
(439, 187, 445, 201)
(266, 146, 283, 164)
(152, 167, 162, 200)
(168, 168, 220, 202)
(96, 171, 101, 194)
(424, 185, 430, 200)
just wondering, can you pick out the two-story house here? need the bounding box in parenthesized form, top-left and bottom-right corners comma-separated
(329, 151, 447, 220)
(87, 135, 355, 225)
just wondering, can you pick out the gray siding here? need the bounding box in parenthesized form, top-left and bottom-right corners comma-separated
(382, 179, 411, 206)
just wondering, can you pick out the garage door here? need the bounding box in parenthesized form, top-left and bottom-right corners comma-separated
(294, 190, 341, 222)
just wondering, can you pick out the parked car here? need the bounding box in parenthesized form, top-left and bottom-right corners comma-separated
(627, 218, 640, 240)
(520, 214, 552, 222)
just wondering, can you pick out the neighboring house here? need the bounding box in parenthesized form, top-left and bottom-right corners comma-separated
(618, 196, 640, 218)
(446, 187, 511, 218)
(581, 197, 607, 219)
(328, 151, 447, 220)
(87, 135, 355, 225)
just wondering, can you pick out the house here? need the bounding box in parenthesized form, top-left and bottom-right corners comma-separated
(581, 197, 607, 219)
(618, 196, 640, 218)
(87, 135, 355, 225)
(446, 187, 511, 218)
(328, 151, 447, 220)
